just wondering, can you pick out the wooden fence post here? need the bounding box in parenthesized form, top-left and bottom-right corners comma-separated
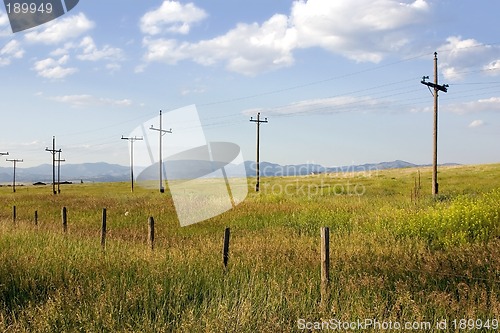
(321, 227, 330, 304)
(12, 206, 16, 223)
(223, 227, 230, 269)
(101, 208, 107, 250)
(62, 207, 67, 233)
(148, 216, 155, 250)
(34, 210, 38, 226)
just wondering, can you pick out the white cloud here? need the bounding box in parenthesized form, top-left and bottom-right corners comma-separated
(32, 55, 78, 79)
(289, 0, 428, 62)
(140, 1, 207, 35)
(468, 120, 484, 128)
(50, 42, 76, 57)
(142, 13, 296, 75)
(445, 97, 500, 114)
(484, 59, 500, 74)
(0, 11, 11, 37)
(242, 96, 384, 116)
(0, 40, 24, 66)
(438, 36, 500, 80)
(46, 94, 133, 108)
(181, 87, 206, 96)
(0, 11, 8, 26)
(77, 36, 124, 62)
(106, 63, 121, 72)
(48, 36, 124, 72)
(140, 0, 429, 75)
(24, 13, 94, 44)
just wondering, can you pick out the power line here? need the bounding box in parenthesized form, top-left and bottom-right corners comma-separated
(149, 110, 172, 194)
(250, 112, 268, 192)
(198, 42, 500, 108)
(121, 135, 143, 192)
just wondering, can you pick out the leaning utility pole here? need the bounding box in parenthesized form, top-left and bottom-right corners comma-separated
(121, 135, 143, 192)
(45, 136, 62, 195)
(6, 158, 23, 193)
(150, 110, 172, 193)
(56, 151, 66, 194)
(250, 112, 268, 192)
(421, 52, 449, 197)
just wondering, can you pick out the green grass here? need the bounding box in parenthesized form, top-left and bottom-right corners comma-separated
(0, 164, 499, 332)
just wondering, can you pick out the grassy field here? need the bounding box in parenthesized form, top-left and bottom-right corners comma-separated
(0, 164, 499, 332)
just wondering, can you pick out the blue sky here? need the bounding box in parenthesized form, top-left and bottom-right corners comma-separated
(0, 0, 499, 168)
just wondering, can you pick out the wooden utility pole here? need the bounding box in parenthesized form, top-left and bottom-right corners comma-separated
(421, 52, 449, 196)
(150, 110, 172, 193)
(45, 136, 61, 195)
(56, 151, 65, 194)
(121, 135, 143, 192)
(250, 112, 268, 192)
(6, 158, 23, 192)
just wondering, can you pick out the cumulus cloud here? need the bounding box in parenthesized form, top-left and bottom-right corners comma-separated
(468, 120, 484, 128)
(140, 0, 429, 75)
(438, 36, 500, 80)
(140, 1, 207, 35)
(24, 13, 94, 44)
(142, 13, 296, 75)
(49, 36, 124, 72)
(289, 0, 428, 62)
(0, 40, 24, 66)
(32, 55, 78, 79)
(44, 93, 133, 108)
(77, 36, 124, 62)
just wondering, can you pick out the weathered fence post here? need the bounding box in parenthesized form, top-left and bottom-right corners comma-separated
(34, 210, 38, 226)
(62, 207, 67, 233)
(321, 227, 330, 304)
(12, 206, 16, 223)
(148, 216, 155, 250)
(223, 227, 230, 269)
(101, 208, 107, 250)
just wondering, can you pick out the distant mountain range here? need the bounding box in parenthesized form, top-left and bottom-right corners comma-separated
(0, 162, 130, 183)
(0, 160, 459, 184)
(243, 160, 416, 177)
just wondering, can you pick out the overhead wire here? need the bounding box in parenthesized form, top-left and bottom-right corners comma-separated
(23, 41, 500, 154)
